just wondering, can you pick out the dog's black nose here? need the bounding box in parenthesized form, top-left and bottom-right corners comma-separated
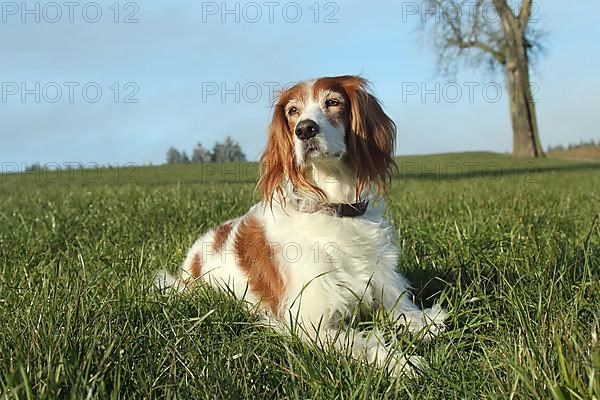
(295, 120, 319, 140)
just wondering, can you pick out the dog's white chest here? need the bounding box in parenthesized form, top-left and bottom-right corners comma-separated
(263, 209, 398, 322)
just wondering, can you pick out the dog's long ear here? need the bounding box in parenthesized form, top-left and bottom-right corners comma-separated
(259, 101, 292, 206)
(341, 76, 397, 196)
(258, 97, 325, 207)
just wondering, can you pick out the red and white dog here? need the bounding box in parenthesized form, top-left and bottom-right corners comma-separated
(158, 75, 446, 375)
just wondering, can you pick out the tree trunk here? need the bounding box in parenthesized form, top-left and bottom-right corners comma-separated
(496, 2, 544, 158)
(504, 69, 542, 157)
(504, 48, 544, 158)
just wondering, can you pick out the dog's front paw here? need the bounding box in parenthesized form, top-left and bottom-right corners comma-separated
(388, 354, 426, 377)
(420, 304, 447, 340)
(398, 304, 447, 340)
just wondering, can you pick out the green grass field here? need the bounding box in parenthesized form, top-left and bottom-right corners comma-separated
(1, 152, 598, 399)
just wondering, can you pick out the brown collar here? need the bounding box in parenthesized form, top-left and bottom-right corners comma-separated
(299, 199, 369, 218)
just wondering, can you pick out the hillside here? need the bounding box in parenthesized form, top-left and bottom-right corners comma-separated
(548, 146, 600, 161)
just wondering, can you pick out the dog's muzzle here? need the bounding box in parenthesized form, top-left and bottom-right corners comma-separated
(295, 119, 319, 141)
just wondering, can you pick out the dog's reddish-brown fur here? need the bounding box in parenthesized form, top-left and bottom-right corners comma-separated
(234, 215, 285, 315)
(189, 253, 203, 279)
(213, 222, 233, 252)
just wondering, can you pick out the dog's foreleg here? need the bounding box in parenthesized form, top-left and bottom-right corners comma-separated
(371, 270, 447, 339)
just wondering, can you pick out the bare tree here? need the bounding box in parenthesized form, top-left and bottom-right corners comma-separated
(420, 0, 545, 157)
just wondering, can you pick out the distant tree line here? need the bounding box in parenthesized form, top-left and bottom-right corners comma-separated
(24, 162, 140, 172)
(547, 139, 599, 152)
(166, 136, 247, 164)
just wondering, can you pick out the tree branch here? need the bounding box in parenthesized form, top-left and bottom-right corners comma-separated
(492, 0, 516, 23)
(519, 0, 533, 27)
(492, 0, 509, 11)
(449, 39, 506, 64)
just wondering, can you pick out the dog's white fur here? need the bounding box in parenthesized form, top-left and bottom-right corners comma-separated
(157, 76, 446, 376)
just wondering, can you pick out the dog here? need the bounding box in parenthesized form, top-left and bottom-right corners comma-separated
(157, 75, 446, 375)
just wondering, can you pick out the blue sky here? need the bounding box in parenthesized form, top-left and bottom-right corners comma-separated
(1, 0, 599, 165)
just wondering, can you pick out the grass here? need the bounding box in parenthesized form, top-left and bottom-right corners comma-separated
(0, 152, 598, 399)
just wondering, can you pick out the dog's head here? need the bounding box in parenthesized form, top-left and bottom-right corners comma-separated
(259, 75, 397, 205)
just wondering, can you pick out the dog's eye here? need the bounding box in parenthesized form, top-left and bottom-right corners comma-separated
(287, 107, 299, 116)
(325, 99, 340, 108)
